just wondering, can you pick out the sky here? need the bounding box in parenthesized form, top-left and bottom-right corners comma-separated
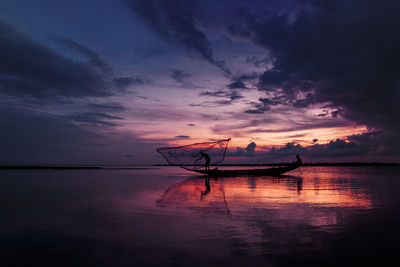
(1, 0, 399, 165)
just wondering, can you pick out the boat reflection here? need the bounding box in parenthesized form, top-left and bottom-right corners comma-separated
(157, 174, 372, 215)
(157, 176, 302, 214)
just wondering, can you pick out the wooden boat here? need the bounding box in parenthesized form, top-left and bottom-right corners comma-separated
(191, 164, 301, 177)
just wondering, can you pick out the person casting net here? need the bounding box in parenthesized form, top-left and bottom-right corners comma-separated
(156, 139, 230, 171)
(196, 151, 211, 170)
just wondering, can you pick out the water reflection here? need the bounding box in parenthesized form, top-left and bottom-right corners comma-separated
(157, 173, 372, 224)
(0, 167, 397, 266)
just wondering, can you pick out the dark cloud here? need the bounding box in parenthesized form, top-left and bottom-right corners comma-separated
(245, 100, 269, 114)
(171, 69, 192, 83)
(245, 142, 256, 153)
(330, 108, 343, 118)
(0, 21, 144, 101)
(227, 131, 394, 163)
(246, 55, 272, 68)
(61, 102, 128, 128)
(65, 112, 124, 127)
(56, 38, 112, 74)
(70, 102, 127, 127)
(287, 133, 307, 138)
(187, 123, 196, 126)
(0, 22, 106, 98)
(224, 0, 400, 135)
(244, 108, 265, 114)
(200, 90, 226, 98)
(198, 89, 243, 106)
(113, 76, 148, 89)
(244, 96, 283, 114)
(227, 91, 243, 101)
(200, 89, 243, 100)
(175, 135, 190, 139)
(87, 102, 127, 113)
(0, 105, 163, 165)
(215, 100, 233, 105)
(259, 97, 284, 107)
(226, 73, 260, 91)
(129, 0, 231, 75)
(227, 80, 247, 90)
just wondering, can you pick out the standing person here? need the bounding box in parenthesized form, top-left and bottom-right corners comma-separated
(196, 151, 211, 171)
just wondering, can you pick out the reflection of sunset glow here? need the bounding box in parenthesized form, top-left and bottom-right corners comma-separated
(115, 167, 377, 231)
(159, 177, 371, 210)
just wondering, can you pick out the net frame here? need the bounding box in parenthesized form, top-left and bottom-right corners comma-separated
(156, 138, 231, 171)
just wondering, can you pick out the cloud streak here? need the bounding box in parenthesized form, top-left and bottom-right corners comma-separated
(0, 22, 146, 101)
(0, 105, 165, 165)
(129, 0, 231, 75)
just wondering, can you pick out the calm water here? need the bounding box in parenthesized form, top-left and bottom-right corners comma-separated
(0, 166, 399, 266)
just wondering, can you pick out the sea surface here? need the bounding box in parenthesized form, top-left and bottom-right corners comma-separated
(0, 166, 399, 266)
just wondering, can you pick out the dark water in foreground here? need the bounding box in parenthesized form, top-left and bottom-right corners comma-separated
(0, 166, 400, 266)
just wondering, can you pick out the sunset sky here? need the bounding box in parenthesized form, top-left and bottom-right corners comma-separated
(1, 0, 399, 165)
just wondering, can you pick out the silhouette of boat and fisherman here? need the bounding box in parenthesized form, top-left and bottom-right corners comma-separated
(156, 139, 302, 177)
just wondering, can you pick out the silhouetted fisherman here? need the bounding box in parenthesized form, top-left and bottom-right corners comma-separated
(196, 151, 211, 171)
(296, 155, 302, 165)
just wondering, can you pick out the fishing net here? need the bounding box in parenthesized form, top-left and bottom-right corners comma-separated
(156, 138, 230, 171)
(156, 178, 231, 214)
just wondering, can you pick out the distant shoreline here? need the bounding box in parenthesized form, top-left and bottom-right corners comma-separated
(217, 162, 400, 167)
(0, 162, 399, 169)
(0, 166, 156, 170)
(153, 162, 400, 167)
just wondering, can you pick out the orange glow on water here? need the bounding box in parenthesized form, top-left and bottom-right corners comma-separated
(153, 167, 373, 220)
(158, 176, 371, 210)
